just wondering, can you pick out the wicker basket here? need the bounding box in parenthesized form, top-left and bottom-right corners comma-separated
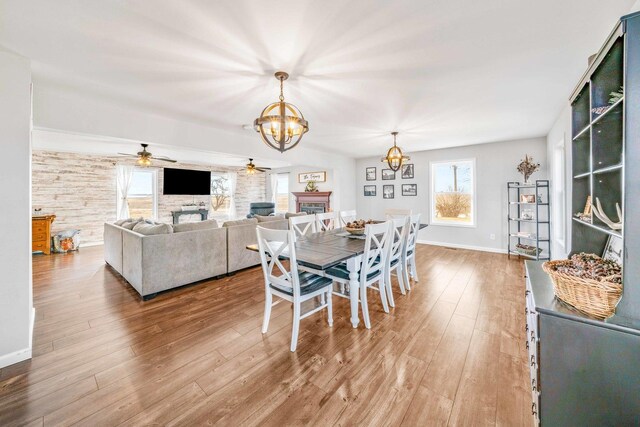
(515, 244, 542, 257)
(542, 260, 622, 319)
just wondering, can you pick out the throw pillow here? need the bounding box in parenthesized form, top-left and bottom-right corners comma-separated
(173, 219, 219, 233)
(222, 218, 258, 228)
(132, 222, 174, 235)
(255, 215, 282, 223)
(114, 218, 132, 226)
(285, 212, 307, 219)
(120, 218, 144, 230)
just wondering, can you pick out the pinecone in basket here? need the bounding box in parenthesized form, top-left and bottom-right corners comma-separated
(554, 253, 622, 284)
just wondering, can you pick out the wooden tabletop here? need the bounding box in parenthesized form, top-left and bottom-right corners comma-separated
(247, 224, 428, 271)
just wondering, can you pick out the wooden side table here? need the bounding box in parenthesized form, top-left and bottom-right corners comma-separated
(32, 215, 55, 255)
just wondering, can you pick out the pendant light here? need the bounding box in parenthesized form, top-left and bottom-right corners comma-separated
(254, 71, 309, 153)
(381, 131, 410, 171)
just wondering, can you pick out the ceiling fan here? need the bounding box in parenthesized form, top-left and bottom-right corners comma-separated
(118, 144, 177, 167)
(242, 158, 271, 174)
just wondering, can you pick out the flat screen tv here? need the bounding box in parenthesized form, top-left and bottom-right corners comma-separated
(163, 168, 211, 195)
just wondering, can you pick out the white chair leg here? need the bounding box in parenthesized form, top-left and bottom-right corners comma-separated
(411, 256, 419, 282)
(385, 267, 395, 303)
(402, 258, 411, 291)
(397, 264, 407, 295)
(385, 271, 395, 308)
(360, 282, 371, 329)
(291, 302, 301, 352)
(327, 289, 333, 327)
(379, 279, 390, 313)
(262, 290, 272, 333)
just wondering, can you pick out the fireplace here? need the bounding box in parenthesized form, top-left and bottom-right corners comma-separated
(300, 203, 325, 214)
(292, 191, 332, 214)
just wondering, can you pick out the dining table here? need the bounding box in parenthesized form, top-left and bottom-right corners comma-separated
(247, 224, 427, 329)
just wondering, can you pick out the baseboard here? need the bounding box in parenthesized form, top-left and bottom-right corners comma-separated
(417, 239, 507, 254)
(0, 346, 32, 369)
(0, 308, 35, 369)
(81, 241, 103, 248)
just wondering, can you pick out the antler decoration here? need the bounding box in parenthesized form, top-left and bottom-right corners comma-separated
(592, 197, 623, 230)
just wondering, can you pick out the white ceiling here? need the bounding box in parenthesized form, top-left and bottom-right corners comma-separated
(0, 0, 635, 158)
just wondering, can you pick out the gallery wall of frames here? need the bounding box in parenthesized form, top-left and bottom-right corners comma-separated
(364, 163, 417, 199)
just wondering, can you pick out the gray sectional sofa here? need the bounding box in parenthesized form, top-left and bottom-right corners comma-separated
(104, 215, 290, 299)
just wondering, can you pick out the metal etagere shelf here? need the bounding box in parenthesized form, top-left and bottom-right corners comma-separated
(507, 180, 551, 261)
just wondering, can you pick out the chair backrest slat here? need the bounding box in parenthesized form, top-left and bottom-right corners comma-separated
(289, 214, 317, 240)
(339, 210, 357, 227)
(406, 213, 421, 253)
(256, 226, 301, 297)
(390, 216, 409, 263)
(385, 208, 412, 219)
(359, 221, 391, 285)
(316, 211, 338, 232)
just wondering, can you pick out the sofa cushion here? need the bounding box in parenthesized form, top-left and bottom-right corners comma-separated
(173, 220, 219, 233)
(132, 222, 174, 235)
(222, 218, 258, 228)
(285, 212, 307, 219)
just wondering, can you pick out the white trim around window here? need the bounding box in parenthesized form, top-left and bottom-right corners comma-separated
(430, 158, 477, 228)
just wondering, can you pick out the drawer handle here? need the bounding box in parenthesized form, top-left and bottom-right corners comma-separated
(530, 355, 536, 367)
(532, 402, 537, 416)
(531, 331, 535, 340)
(532, 378, 537, 392)
(525, 290, 530, 296)
(525, 307, 528, 315)
(525, 324, 529, 332)
(526, 341, 529, 350)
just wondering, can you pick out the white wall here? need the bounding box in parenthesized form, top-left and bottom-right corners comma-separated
(356, 137, 548, 253)
(546, 106, 572, 259)
(0, 48, 33, 368)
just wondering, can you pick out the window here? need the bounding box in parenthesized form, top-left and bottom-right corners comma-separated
(276, 173, 289, 212)
(127, 168, 158, 219)
(210, 173, 230, 214)
(431, 159, 476, 227)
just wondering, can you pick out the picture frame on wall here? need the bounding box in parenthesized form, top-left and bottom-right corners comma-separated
(366, 167, 376, 181)
(383, 185, 394, 199)
(298, 171, 327, 183)
(364, 185, 376, 196)
(402, 184, 417, 196)
(401, 163, 414, 179)
(381, 169, 396, 180)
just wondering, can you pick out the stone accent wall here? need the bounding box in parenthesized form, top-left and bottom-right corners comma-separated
(32, 151, 266, 245)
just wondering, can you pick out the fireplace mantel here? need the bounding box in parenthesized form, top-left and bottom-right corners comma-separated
(292, 191, 332, 213)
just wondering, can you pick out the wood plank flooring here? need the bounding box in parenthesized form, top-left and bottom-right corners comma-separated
(0, 244, 532, 426)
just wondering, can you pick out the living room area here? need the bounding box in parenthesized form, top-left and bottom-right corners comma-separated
(2, 1, 640, 425)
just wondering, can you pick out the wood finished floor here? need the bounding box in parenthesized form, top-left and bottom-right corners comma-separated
(0, 244, 532, 426)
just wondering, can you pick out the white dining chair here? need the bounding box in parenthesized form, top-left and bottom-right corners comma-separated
(256, 226, 333, 352)
(384, 217, 410, 308)
(325, 221, 392, 329)
(339, 210, 357, 227)
(402, 214, 421, 288)
(315, 211, 338, 232)
(385, 208, 412, 219)
(289, 214, 317, 240)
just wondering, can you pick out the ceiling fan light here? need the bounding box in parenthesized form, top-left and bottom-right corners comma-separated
(137, 157, 151, 167)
